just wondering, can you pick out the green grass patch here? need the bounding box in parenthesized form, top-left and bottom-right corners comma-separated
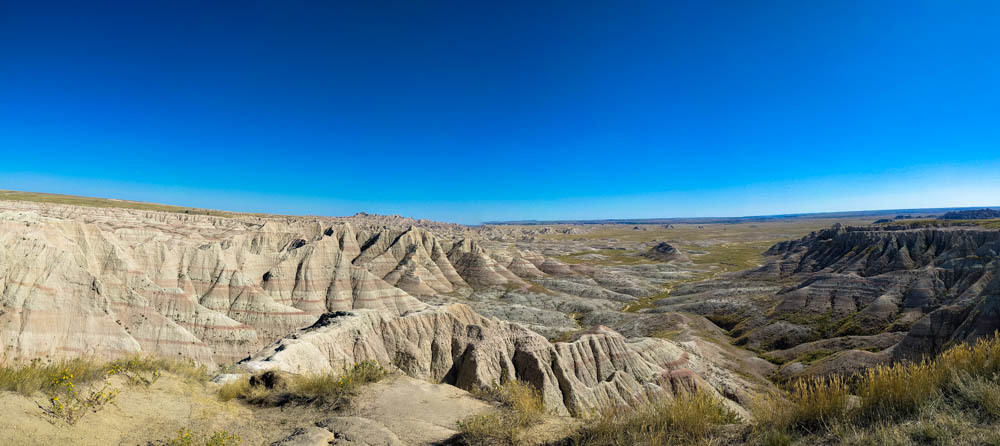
(555, 249, 656, 266)
(686, 241, 775, 272)
(623, 241, 776, 313)
(650, 329, 684, 340)
(791, 349, 834, 365)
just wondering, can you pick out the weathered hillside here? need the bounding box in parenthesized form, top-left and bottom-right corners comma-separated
(0, 201, 544, 364)
(656, 223, 1000, 379)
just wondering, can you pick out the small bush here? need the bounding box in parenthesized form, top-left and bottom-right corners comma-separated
(39, 370, 119, 425)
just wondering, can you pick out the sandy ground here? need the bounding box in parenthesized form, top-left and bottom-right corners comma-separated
(0, 373, 514, 445)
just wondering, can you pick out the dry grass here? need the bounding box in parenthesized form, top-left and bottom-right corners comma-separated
(855, 360, 942, 420)
(0, 355, 207, 426)
(0, 355, 208, 396)
(216, 378, 254, 403)
(752, 375, 851, 433)
(458, 380, 547, 446)
(291, 360, 387, 404)
(218, 360, 387, 408)
(566, 390, 740, 445)
(748, 332, 1000, 443)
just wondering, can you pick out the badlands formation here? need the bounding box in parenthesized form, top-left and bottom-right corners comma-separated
(3, 196, 1000, 444)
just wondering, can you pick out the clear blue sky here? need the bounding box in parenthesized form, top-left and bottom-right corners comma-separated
(1, 1, 998, 224)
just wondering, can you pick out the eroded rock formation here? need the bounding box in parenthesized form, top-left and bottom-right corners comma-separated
(0, 202, 540, 364)
(241, 303, 756, 416)
(657, 223, 1000, 378)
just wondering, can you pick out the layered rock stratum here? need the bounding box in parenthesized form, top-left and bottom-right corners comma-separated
(655, 223, 1000, 379)
(242, 303, 761, 416)
(0, 201, 530, 363)
(0, 199, 771, 417)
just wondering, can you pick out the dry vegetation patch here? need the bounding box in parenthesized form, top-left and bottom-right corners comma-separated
(565, 390, 740, 446)
(749, 332, 1000, 444)
(458, 380, 548, 446)
(218, 360, 388, 409)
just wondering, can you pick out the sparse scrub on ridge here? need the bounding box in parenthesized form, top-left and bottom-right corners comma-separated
(218, 360, 388, 408)
(458, 380, 547, 446)
(565, 389, 740, 446)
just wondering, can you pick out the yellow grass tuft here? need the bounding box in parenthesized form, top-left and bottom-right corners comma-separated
(218, 360, 388, 408)
(458, 380, 547, 446)
(752, 375, 851, 433)
(568, 389, 739, 445)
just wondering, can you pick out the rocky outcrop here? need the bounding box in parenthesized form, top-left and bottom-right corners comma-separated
(940, 209, 1000, 220)
(643, 242, 689, 263)
(654, 223, 1000, 372)
(241, 303, 757, 416)
(741, 224, 999, 360)
(0, 202, 554, 364)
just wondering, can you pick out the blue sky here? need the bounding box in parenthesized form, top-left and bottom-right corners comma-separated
(1, 1, 998, 224)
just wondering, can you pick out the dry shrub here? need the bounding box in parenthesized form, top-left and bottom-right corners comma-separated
(217, 377, 253, 402)
(39, 370, 119, 425)
(107, 354, 210, 383)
